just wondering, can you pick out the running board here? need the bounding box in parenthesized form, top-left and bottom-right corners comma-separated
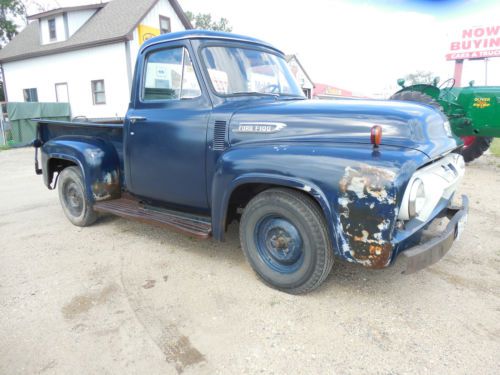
(93, 198, 212, 239)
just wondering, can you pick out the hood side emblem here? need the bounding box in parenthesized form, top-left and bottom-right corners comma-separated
(234, 122, 287, 134)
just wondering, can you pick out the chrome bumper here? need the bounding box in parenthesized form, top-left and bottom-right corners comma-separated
(401, 195, 468, 274)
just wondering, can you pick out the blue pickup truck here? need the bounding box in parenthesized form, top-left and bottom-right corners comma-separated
(33, 30, 468, 294)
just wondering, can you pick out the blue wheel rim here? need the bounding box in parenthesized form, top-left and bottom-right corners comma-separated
(254, 215, 304, 274)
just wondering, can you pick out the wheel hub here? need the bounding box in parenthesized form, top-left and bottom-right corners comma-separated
(255, 216, 304, 272)
(64, 181, 84, 217)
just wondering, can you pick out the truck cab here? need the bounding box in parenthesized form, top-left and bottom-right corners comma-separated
(34, 31, 468, 294)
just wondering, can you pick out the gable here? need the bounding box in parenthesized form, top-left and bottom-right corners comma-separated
(0, 0, 192, 63)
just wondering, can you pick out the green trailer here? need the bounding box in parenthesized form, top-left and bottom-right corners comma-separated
(391, 78, 500, 162)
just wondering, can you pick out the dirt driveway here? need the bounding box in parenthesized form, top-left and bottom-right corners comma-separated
(1, 148, 499, 374)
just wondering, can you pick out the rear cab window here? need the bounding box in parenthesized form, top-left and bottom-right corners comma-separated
(142, 47, 201, 101)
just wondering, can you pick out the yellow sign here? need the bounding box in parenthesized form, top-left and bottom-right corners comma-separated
(472, 97, 491, 109)
(138, 24, 160, 45)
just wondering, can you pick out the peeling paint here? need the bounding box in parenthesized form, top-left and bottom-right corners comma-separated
(337, 164, 398, 268)
(92, 170, 120, 201)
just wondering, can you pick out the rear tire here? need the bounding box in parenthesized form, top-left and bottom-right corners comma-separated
(461, 136, 493, 162)
(58, 166, 97, 227)
(239, 188, 334, 294)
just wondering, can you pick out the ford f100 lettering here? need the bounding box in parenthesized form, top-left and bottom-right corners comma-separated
(33, 31, 468, 294)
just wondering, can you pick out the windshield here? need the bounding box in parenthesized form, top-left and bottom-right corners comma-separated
(201, 46, 305, 97)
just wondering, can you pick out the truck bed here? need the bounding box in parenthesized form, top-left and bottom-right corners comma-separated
(36, 118, 124, 164)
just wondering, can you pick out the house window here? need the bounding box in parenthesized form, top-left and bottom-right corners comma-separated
(159, 16, 171, 34)
(48, 18, 56, 40)
(55, 83, 69, 102)
(142, 47, 201, 101)
(91, 80, 106, 105)
(23, 88, 38, 102)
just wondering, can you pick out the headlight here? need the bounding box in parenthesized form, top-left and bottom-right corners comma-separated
(408, 178, 426, 218)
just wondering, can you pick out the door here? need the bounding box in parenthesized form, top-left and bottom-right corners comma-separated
(55, 83, 69, 102)
(125, 43, 211, 210)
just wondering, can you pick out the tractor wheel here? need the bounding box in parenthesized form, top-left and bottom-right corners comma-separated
(460, 136, 493, 163)
(390, 91, 443, 111)
(391, 91, 493, 162)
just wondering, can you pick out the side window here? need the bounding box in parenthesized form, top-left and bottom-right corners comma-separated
(142, 47, 201, 101)
(48, 18, 56, 40)
(91, 80, 106, 105)
(23, 88, 38, 102)
(159, 16, 171, 34)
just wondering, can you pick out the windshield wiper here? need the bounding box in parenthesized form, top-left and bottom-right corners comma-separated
(230, 91, 279, 97)
(277, 94, 306, 100)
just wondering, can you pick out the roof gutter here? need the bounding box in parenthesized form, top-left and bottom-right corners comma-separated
(0, 35, 131, 64)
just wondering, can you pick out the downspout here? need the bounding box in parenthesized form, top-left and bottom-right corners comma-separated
(0, 63, 7, 145)
(124, 39, 133, 94)
(1, 63, 9, 102)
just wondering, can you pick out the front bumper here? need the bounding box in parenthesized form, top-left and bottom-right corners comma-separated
(401, 195, 469, 274)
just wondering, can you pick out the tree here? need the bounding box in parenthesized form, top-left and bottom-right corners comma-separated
(0, 0, 26, 47)
(185, 11, 232, 32)
(403, 70, 436, 85)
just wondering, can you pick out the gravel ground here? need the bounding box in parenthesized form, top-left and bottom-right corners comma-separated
(1, 148, 499, 375)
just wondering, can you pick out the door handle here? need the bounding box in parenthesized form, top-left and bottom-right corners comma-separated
(129, 116, 147, 124)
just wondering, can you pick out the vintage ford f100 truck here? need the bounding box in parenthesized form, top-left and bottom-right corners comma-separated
(33, 31, 468, 294)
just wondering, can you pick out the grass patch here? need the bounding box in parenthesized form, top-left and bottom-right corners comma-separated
(490, 138, 500, 157)
(0, 144, 11, 151)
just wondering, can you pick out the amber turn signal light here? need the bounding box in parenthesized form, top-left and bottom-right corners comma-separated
(370, 125, 382, 147)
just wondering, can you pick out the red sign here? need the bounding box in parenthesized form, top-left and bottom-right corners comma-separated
(446, 25, 500, 60)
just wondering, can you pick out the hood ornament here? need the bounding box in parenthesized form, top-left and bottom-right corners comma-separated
(234, 122, 287, 134)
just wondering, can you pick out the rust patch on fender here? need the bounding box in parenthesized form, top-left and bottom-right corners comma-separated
(92, 170, 120, 201)
(338, 164, 397, 268)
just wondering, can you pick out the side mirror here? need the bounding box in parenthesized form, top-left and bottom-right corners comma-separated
(397, 78, 405, 88)
(469, 80, 475, 87)
(432, 77, 440, 86)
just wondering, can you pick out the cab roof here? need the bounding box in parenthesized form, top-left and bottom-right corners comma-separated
(140, 30, 283, 55)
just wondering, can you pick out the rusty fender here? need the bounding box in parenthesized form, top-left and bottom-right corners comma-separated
(337, 164, 398, 268)
(91, 170, 120, 201)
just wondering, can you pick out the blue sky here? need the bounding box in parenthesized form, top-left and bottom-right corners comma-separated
(181, 0, 500, 95)
(26, 0, 500, 96)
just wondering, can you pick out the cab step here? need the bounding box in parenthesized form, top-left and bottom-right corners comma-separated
(93, 197, 212, 239)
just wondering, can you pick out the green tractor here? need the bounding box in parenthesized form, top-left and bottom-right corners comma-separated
(390, 78, 499, 162)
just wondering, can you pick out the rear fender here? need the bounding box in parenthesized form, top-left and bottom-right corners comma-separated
(41, 136, 121, 202)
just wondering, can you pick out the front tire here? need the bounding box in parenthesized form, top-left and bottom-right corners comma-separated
(239, 188, 333, 294)
(58, 166, 97, 227)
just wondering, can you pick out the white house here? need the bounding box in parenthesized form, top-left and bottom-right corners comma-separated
(285, 54, 314, 99)
(0, 0, 192, 118)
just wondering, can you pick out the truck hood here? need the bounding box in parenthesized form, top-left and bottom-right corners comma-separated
(228, 99, 460, 159)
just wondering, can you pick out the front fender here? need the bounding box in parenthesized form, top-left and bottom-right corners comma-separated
(211, 143, 427, 268)
(212, 171, 334, 242)
(41, 136, 121, 202)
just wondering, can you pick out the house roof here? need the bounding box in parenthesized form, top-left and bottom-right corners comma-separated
(26, 3, 106, 21)
(0, 0, 193, 63)
(284, 54, 314, 87)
